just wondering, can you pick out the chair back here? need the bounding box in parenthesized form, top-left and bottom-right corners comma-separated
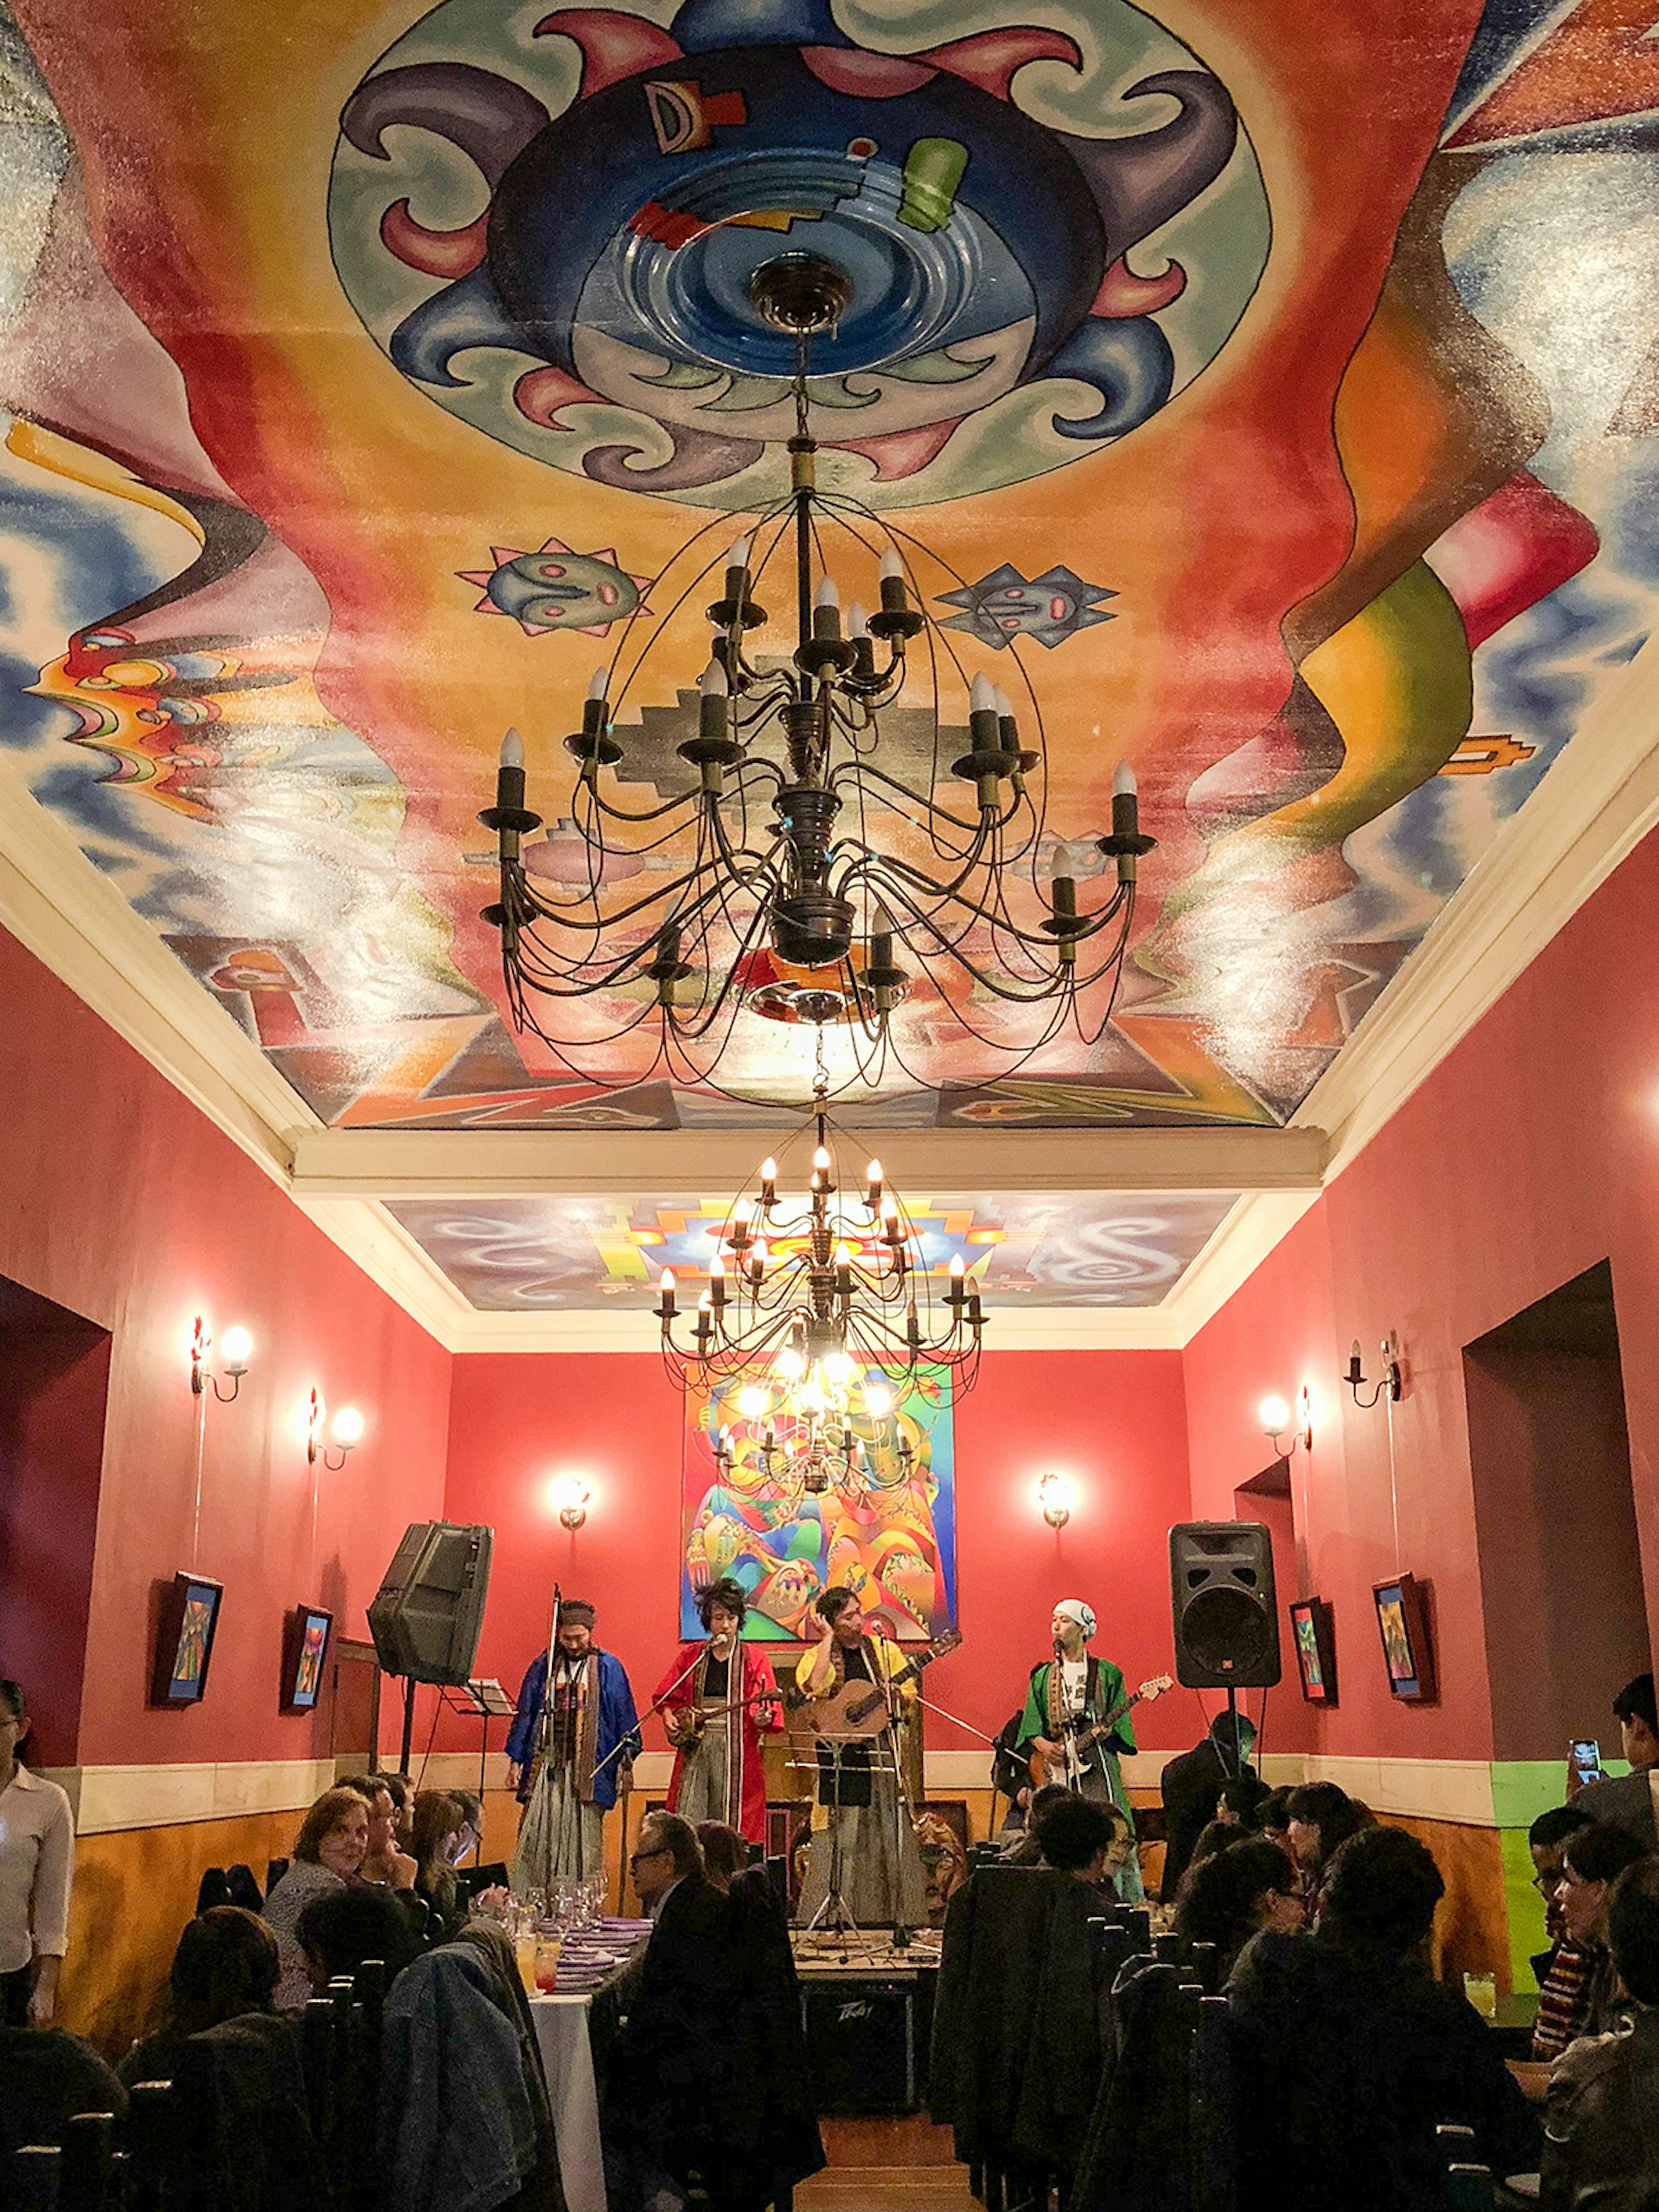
(194, 1867, 232, 1914)
(10, 2145, 61, 2212)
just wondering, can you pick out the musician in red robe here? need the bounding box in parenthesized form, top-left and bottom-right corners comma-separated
(655, 1576, 781, 1848)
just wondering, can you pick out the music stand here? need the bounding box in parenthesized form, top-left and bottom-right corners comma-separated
(440, 1677, 518, 1851)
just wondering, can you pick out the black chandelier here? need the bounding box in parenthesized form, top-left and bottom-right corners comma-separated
(656, 1084, 982, 1487)
(480, 251, 1155, 1104)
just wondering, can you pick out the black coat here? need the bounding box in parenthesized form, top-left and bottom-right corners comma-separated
(1227, 1929, 1541, 2210)
(1158, 1739, 1236, 1901)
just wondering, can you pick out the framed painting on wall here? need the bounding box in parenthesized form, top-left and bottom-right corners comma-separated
(282, 1604, 334, 1712)
(1289, 1596, 1337, 1704)
(151, 1572, 224, 1705)
(679, 1364, 957, 1642)
(1372, 1574, 1435, 1702)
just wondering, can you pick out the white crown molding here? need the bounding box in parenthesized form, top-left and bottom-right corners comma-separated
(0, 753, 315, 1186)
(288, 1122, 1328, 1199)
(1296, 624, 1659, 1180)
(10, 619, 1659, 1351)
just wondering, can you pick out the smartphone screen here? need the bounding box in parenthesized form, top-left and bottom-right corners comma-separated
(1572, 1738, 1603, 1785)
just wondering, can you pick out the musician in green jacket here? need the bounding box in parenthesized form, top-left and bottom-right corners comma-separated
(1015, 1598, 1145, 1901)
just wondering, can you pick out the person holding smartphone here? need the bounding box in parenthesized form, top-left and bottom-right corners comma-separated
(1572, 1675, 1659, 1846)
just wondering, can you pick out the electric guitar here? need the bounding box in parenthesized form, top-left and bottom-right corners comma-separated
(806, 1628, 963, 1741)
(1028, 1672, 1174, 1789)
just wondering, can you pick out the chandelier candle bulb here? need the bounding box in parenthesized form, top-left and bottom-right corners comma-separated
(760, 1157, 777, 1203)
(865, 1159, 883, 1207)
(698, 658, 729, 740)
(723, 537, 751, 605)
(878, 547, 908, 614)
(948, 1253, 966, 1305)
(835, 1242, 853, 1295)
(907, 1296, 921, 1347)
(811, 573, 842, 643)
(496, 727, 526, 814)
(709, 1253, 726, 1306)
(846, 599, 875, 679)
(656, 1267, 676, 1320)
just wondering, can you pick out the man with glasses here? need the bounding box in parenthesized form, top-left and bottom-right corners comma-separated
(604, 1814, 732, 2211)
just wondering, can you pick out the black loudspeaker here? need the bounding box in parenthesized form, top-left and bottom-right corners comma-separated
(366, 1521, 493, 1684)
(1169, 1521, 1281, 1688)
(801, 1978, 920, 2114)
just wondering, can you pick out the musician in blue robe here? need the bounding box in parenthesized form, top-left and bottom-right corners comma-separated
(507, 1598, 640, 1888)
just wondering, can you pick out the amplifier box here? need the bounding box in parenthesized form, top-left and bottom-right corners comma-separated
(800, 1977, 922, 2116)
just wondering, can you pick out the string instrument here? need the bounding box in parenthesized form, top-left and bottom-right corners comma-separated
(1028, 1672, 1174, 1789)
(806, 1628, 963, 1742)
(662, 1648, 780, 1747)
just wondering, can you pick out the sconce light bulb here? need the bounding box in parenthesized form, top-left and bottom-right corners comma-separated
(331, 1407, 365, 1449)
(1259, 1394, 1290, 1435)
(219, 1325, 252, 1375)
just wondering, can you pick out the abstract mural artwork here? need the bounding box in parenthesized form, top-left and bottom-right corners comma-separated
(387, 1189, 1236, 1310)
(680, 1362, 957, 1641)
(2, 0, 1658, 1153)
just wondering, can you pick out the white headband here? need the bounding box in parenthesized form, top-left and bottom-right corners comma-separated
(1054, 1598, 1096, 1640)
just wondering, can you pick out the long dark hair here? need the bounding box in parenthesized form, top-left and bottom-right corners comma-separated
(1174, 1838, 1299, 1971)
(162, 1907, 279, 2034)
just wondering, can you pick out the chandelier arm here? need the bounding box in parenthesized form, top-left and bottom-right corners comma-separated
(826, 760, 1015, 840)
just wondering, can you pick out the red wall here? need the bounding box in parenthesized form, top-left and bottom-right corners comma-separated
(0, 928, 451, 1768)
(1184, 823, 1659, 1764)
(443, 1347, 1203, 1765)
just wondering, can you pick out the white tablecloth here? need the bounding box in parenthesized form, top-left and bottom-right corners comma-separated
(530, 1993, 607, 2212)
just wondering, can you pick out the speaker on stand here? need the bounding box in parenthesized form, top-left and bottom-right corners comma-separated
(366, 1521, 493, 1774)
(1169, 1521, 1281, 1753)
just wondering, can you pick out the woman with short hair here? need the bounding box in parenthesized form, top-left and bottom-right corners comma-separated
(1554, 1820, 1653, 2040)
(0, 1678, 74, 2026)
(262, 1786, 371, 2012)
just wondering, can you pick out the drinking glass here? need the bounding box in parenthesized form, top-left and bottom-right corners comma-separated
(534, 1936, 562, 1994)
(1463, 1971, 1497, 2020)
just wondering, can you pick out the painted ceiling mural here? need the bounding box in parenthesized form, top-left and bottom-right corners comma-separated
(0, 0, 1656, 1135)
(386, 1188, 1237, 1309)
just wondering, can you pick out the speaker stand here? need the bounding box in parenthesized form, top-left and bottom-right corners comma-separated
(399, 1675, 416, 1779)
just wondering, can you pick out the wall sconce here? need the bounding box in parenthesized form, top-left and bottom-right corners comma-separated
(552, 1474, 591, 1531)
(191, 1316, 252, 1402)
(308, 1392, 364, 1469)
(1344, 1335, 1402, 1409)
(1038, 1471, 1074, 1529)
(1260, 1386, 1313, 1459)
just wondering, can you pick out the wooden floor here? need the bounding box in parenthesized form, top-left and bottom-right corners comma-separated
(796, 2117, 979, 2211)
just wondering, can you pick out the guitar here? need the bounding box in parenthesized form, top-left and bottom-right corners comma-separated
(663, 1687, 781, 1748)
(806, 1628, 963, 1741)
(1028, 1672, 1174, 1789)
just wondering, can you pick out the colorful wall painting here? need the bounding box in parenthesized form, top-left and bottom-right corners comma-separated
(386, 1189, 1237, 1310)
(0, 0, 1657, 1131)
(680, 1362, 957, 1641)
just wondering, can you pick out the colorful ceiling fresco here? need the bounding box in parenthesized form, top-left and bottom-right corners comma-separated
(385, 1189, 1237, 1309)
(1, 0, 1657, 1129)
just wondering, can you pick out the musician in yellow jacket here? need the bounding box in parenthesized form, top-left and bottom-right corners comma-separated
(795, 1587, 928, 1930)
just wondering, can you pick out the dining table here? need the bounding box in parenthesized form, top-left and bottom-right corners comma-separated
(529, 1917, 652, 2212)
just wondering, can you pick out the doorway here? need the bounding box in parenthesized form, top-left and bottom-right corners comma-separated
(0, 1274, 112, 1767)
(1464, 1261, 1650, 1761)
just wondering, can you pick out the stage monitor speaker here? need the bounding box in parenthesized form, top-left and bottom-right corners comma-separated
(366, 1521, 493, 1685)
(1169, 1521, 1281, 1688)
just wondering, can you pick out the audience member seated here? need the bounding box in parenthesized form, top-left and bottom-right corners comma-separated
(1173, 1837, 1303, 1983)
(603, 1812, 741, 2212)
(1229, 1824, 1540, 2210)
(1218, 1771, 1270, 1829)
(262, 1787, 371, 2012)
(294, 1886, 426, 1996)
(1160, 1710, 1258, 1900)
(338, 1776, 418, 1893)
(0, 1676, 73, 2028)
(410, 1790, 467, 1942)
(1185, 1819, 1240, 1879)
(1033, 1794, 1130, 1900)
(1284, 1780, 1372, 1890)
(1553, 1820, 1653, 2040)
(1570, 1674, 1659, 1847)
(119, 1905, 281, 2088)
(0, 2021, 124, 2157)
(1542, 1856, 1659, 2211)
(1256, 1786, 1293, 1850)
(694, 1820, 750, 1894)
(1001, 1783, 1076, 1866)
(1531, 1804, 1597, 2062)
(373, 1771, 413, 1853)
(440, 1788, 511, 1909)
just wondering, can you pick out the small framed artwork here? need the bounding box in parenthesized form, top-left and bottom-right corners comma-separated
(152, 1573, 225, 1705)
(282, 1605, 334, 1712)
(1372, 1573, 1436, 1702)
(1289, 1596, 1337, 1704)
